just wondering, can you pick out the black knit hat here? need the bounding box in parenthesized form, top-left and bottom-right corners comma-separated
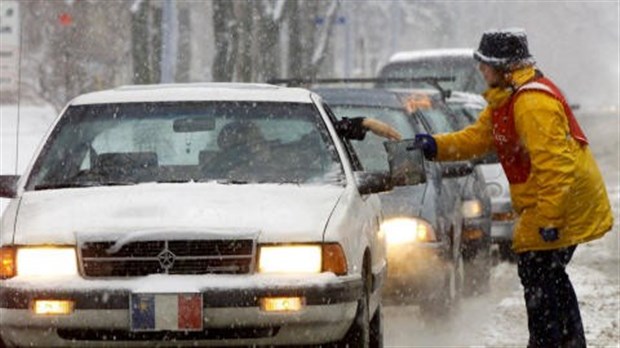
(474, 28, 535, 68)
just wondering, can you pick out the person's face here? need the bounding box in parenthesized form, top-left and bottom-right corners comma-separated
(479, 63, 503, 88)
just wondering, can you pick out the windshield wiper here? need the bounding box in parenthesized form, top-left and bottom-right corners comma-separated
(156, 179, 194, 183)
(34, 181, 135, 191)
(216, 179, 250, 185)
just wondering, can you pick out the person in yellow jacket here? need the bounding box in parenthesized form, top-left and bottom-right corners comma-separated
(414, 29, 613, 348)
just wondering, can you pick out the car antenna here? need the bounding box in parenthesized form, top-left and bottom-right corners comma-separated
(14, 4, 24, 175)
(267, 76, 454, 100)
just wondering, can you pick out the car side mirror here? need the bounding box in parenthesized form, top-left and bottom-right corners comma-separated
(441, 161, 473, 178)
(355, 171, 393, 195)
(0, 175, 20, 198)
(472, 152, 499, 165)
(384, 139, 426, 186)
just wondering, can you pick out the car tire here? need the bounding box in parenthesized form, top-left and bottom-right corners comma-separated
(419, 246, 463, 320)
(463, 244, 491, 296)
(369, 304, 383, 348)
(498, 242, 518, 263)
(337, 259, 371, 348)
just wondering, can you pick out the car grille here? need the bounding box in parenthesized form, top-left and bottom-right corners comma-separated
(80, 239, 255, 277)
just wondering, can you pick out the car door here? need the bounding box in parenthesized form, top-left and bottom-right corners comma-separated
(315, 100, 386, 287)
(407, 110, 463, 247)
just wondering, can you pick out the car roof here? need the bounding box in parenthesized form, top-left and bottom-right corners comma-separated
(70, 83, 314, 106)
(312, 87, 405, 109)
(446, 91, 487, 107)
(387, 48, 474, 64)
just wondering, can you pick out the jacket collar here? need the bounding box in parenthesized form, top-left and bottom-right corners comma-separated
(482, 66, 538, 108)
(509, 66, 537, 89)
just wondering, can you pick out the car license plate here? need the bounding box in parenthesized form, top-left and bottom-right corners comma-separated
(130, 293, 203, 332)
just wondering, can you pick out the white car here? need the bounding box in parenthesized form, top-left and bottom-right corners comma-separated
(0, 83, 423, 347)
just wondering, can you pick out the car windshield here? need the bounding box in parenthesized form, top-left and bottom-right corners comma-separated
(446, 102, 500, 164)
(26, 101, 343, 190)
(417, 106, 458, 134)
(330, 105, 416, 172)
(378, 57, 486, 94)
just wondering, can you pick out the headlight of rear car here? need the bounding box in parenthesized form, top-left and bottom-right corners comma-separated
(259, 245, 322, 274)
(461, 199, 483, 218)
(16, 247, 78, 277)
(381, 217, 436, 245)
(485, 182, 503, 198)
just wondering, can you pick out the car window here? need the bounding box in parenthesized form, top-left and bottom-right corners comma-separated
(378, 57, 486, 94)
(26, 101, 344, 190)
(322, 103, 363, 172)
(330, 105, 416, 172)
(417, 108, 458, 134)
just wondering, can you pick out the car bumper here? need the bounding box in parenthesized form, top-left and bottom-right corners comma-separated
(0, 274, 361, 347)
(491, 220, 515, 242)
(383, 242, 450, 299)
(462, 216, 491, 242)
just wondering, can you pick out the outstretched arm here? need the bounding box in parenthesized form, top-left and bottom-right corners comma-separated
(433, 107, 495, 161)
(335, 117, 402, 141)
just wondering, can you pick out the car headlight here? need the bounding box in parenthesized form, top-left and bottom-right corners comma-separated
(16, 247, 78, 277)
(381, 217, 436, 245)
(485, 182, 503, 198)
(462, 199, 483, 218)
(258, 245, 322, 274)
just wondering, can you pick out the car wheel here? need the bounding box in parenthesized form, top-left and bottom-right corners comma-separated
(498, 242, 518, 263)
(337, 259, 371, 347)
(419, 247, 463, 320)
(463, 243, 491, 296)
(369, 304, 383, 348)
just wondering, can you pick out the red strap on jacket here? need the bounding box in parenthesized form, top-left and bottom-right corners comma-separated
(515, 77, 589, 145)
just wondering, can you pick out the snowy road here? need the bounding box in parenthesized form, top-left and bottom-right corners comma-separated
(384, 111, 620, 347)
(0, 106, 618, 347)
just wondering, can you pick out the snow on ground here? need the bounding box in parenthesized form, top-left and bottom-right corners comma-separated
(1, 104, 618, 347)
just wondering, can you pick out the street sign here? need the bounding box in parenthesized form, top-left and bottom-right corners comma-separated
(0, 0, 20, 92)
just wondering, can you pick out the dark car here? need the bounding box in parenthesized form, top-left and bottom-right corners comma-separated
(396, 90, 493, 294)
(444, 91, 518, 262)
(314, 87, 469, 317)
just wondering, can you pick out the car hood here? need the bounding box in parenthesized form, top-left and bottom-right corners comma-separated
(378, 184, 426, 218)
(13, 183, 344, 245)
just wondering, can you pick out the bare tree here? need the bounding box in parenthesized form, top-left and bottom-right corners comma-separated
(236, 1, 254, 82)
(255, 0, 288, 81)
(20, 0, 132, 110)
(212, 0, 237, 82)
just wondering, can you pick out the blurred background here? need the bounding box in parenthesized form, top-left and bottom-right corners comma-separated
(1, 0, 618, 112)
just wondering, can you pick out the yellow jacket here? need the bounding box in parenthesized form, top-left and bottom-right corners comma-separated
(434, 67, 613, 252)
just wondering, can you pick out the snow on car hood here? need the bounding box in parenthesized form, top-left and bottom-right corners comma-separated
(13, 182, 344, 245)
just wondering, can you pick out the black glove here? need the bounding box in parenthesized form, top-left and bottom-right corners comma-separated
(539, 227, 559, 242)
(414, 134, 437, 160)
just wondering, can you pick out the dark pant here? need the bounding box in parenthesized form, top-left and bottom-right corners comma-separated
(517, 245, 586, 348)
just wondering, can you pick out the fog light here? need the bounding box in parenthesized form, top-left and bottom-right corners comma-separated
(260, 297, 304, 312)
(33, 300, 74, 315)
(463, 229, 484, 241)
